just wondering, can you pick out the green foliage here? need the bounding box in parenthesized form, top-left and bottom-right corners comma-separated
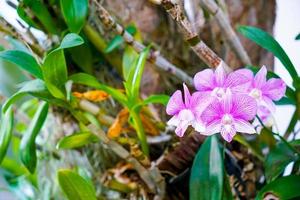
(57, 169, 97, 200)
(256, 175, 300, 200)
(42, 33, 84, 98)
(69, 73, 128, 106)
(125, 47, 150, 103)
(238, 26, 299, 86)
(17, 0, 57, 34)
(0, 50, 43, 79)
(143, 94, 170, 106)
(69, 43, 93, 74)
(295, 33, 300, 40)
(19, 101, 49, 173)
(60, 0, 88, 33)
(2, 79, 49, 113)
(105, 25, 137, 53)
(190, 135, 228, 200)
(0, 107, 14, 164)
(265, 142, 298, 182)
(57, 132, 99, 149)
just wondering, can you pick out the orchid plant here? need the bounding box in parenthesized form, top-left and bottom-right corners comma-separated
(166, 63, 286, 142)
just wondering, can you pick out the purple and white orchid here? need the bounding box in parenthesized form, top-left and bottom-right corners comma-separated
(239, 66, 286, 123)
(166, 64, 286, 142)
(193, 62, 251, 99)
(201, 90, 257, 142)
(166, 84, 212, 137)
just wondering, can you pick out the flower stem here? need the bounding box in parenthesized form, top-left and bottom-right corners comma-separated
(256, 116, 300, 156)
(130, 110, 149, 156)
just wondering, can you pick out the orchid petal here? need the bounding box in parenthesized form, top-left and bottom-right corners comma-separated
(183, 83, 191, 106)
(167, 115, 180, 127)
(262, 78, 286, 101)
(190, 92, 213, 119)
(257, 105, 272, 124)
(254, 66, 267, 88)
(220, 125, 236, 142)
(203, 120, 221, 135)
(231, 94, 257, 121)
(175, 120, 190, 137)
(222, 89, 233, 113)
(192, 120, 206, 133)
(166, 90, 185, 115)
(215, 62, 227, 86)
(261, 96, 276, 113)
(234, 119, 256, 134)
(194, 69, 215, 91)
(201, 99, 222, 124)
(225, 69, 253, 93)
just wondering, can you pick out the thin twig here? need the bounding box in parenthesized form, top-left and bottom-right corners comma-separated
(0, 17, 44, 57)
(88, 124, 165, 199)
(198, 0, 251, 65)
(158, 0, 232, 72)
(91, 0, 193, 85)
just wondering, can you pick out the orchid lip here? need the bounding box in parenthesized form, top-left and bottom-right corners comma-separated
(249, 88, 262, 100)
(212, 87, 226, 99)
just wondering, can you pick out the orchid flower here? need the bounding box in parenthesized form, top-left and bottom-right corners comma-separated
(193, 62, 251, 99)
(166, 84, 212, 137)
(240, 66, 286, 121)
(201, 90, 257, 142)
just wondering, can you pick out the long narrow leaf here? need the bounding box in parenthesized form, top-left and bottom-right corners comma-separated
(57, 169, 97, 200)
(190, 135, 224, 200)
(19, 102, 49, 173)
(239, 26, 298, 81)
(0, 107, 14, 164)
(0, 50, 43, 79)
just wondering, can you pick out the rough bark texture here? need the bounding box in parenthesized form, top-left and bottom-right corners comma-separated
(103, 0, 276, 72)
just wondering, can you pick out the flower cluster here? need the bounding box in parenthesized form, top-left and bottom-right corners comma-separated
(166, 63, 286, 142)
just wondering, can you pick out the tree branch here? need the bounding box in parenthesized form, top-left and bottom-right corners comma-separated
(91, 0, 193, 85)
(158, 0, 232, 72)
(88, 124, 165, 199)
(199, 0, 251, 66)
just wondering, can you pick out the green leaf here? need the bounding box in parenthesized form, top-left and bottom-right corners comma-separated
(43, 33, 84, 98)
(265, 142, 298, 182)
(190, 135, 224, 200)
(222, 174, 233, 200)
(2, 79, 49, 113)
(1, 157, 37, 186)
(19, 102, 48, 173)
(105, 25, 137, 53)
(56, 132, 99, 149)
(5, 36, 30, 53)
(57, 169, 97, 200)
(17, 0, 57, 34)
(69, 44, 93, 74)
(69, 73, 128, 106)
(0, 107, 14, 164)
(122, 46, 138, 81)
(126, 47, 150, 101)
(275, 96, 295, 105)
(105, 36, 124, 53)
(239, 26, 298, 81)
(295, 33, 300, 40)
(0, 50, 43, 79)
(60, 0, 88, 33)
(256, 175, 300, 200)
(143, 94, 170, 106)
